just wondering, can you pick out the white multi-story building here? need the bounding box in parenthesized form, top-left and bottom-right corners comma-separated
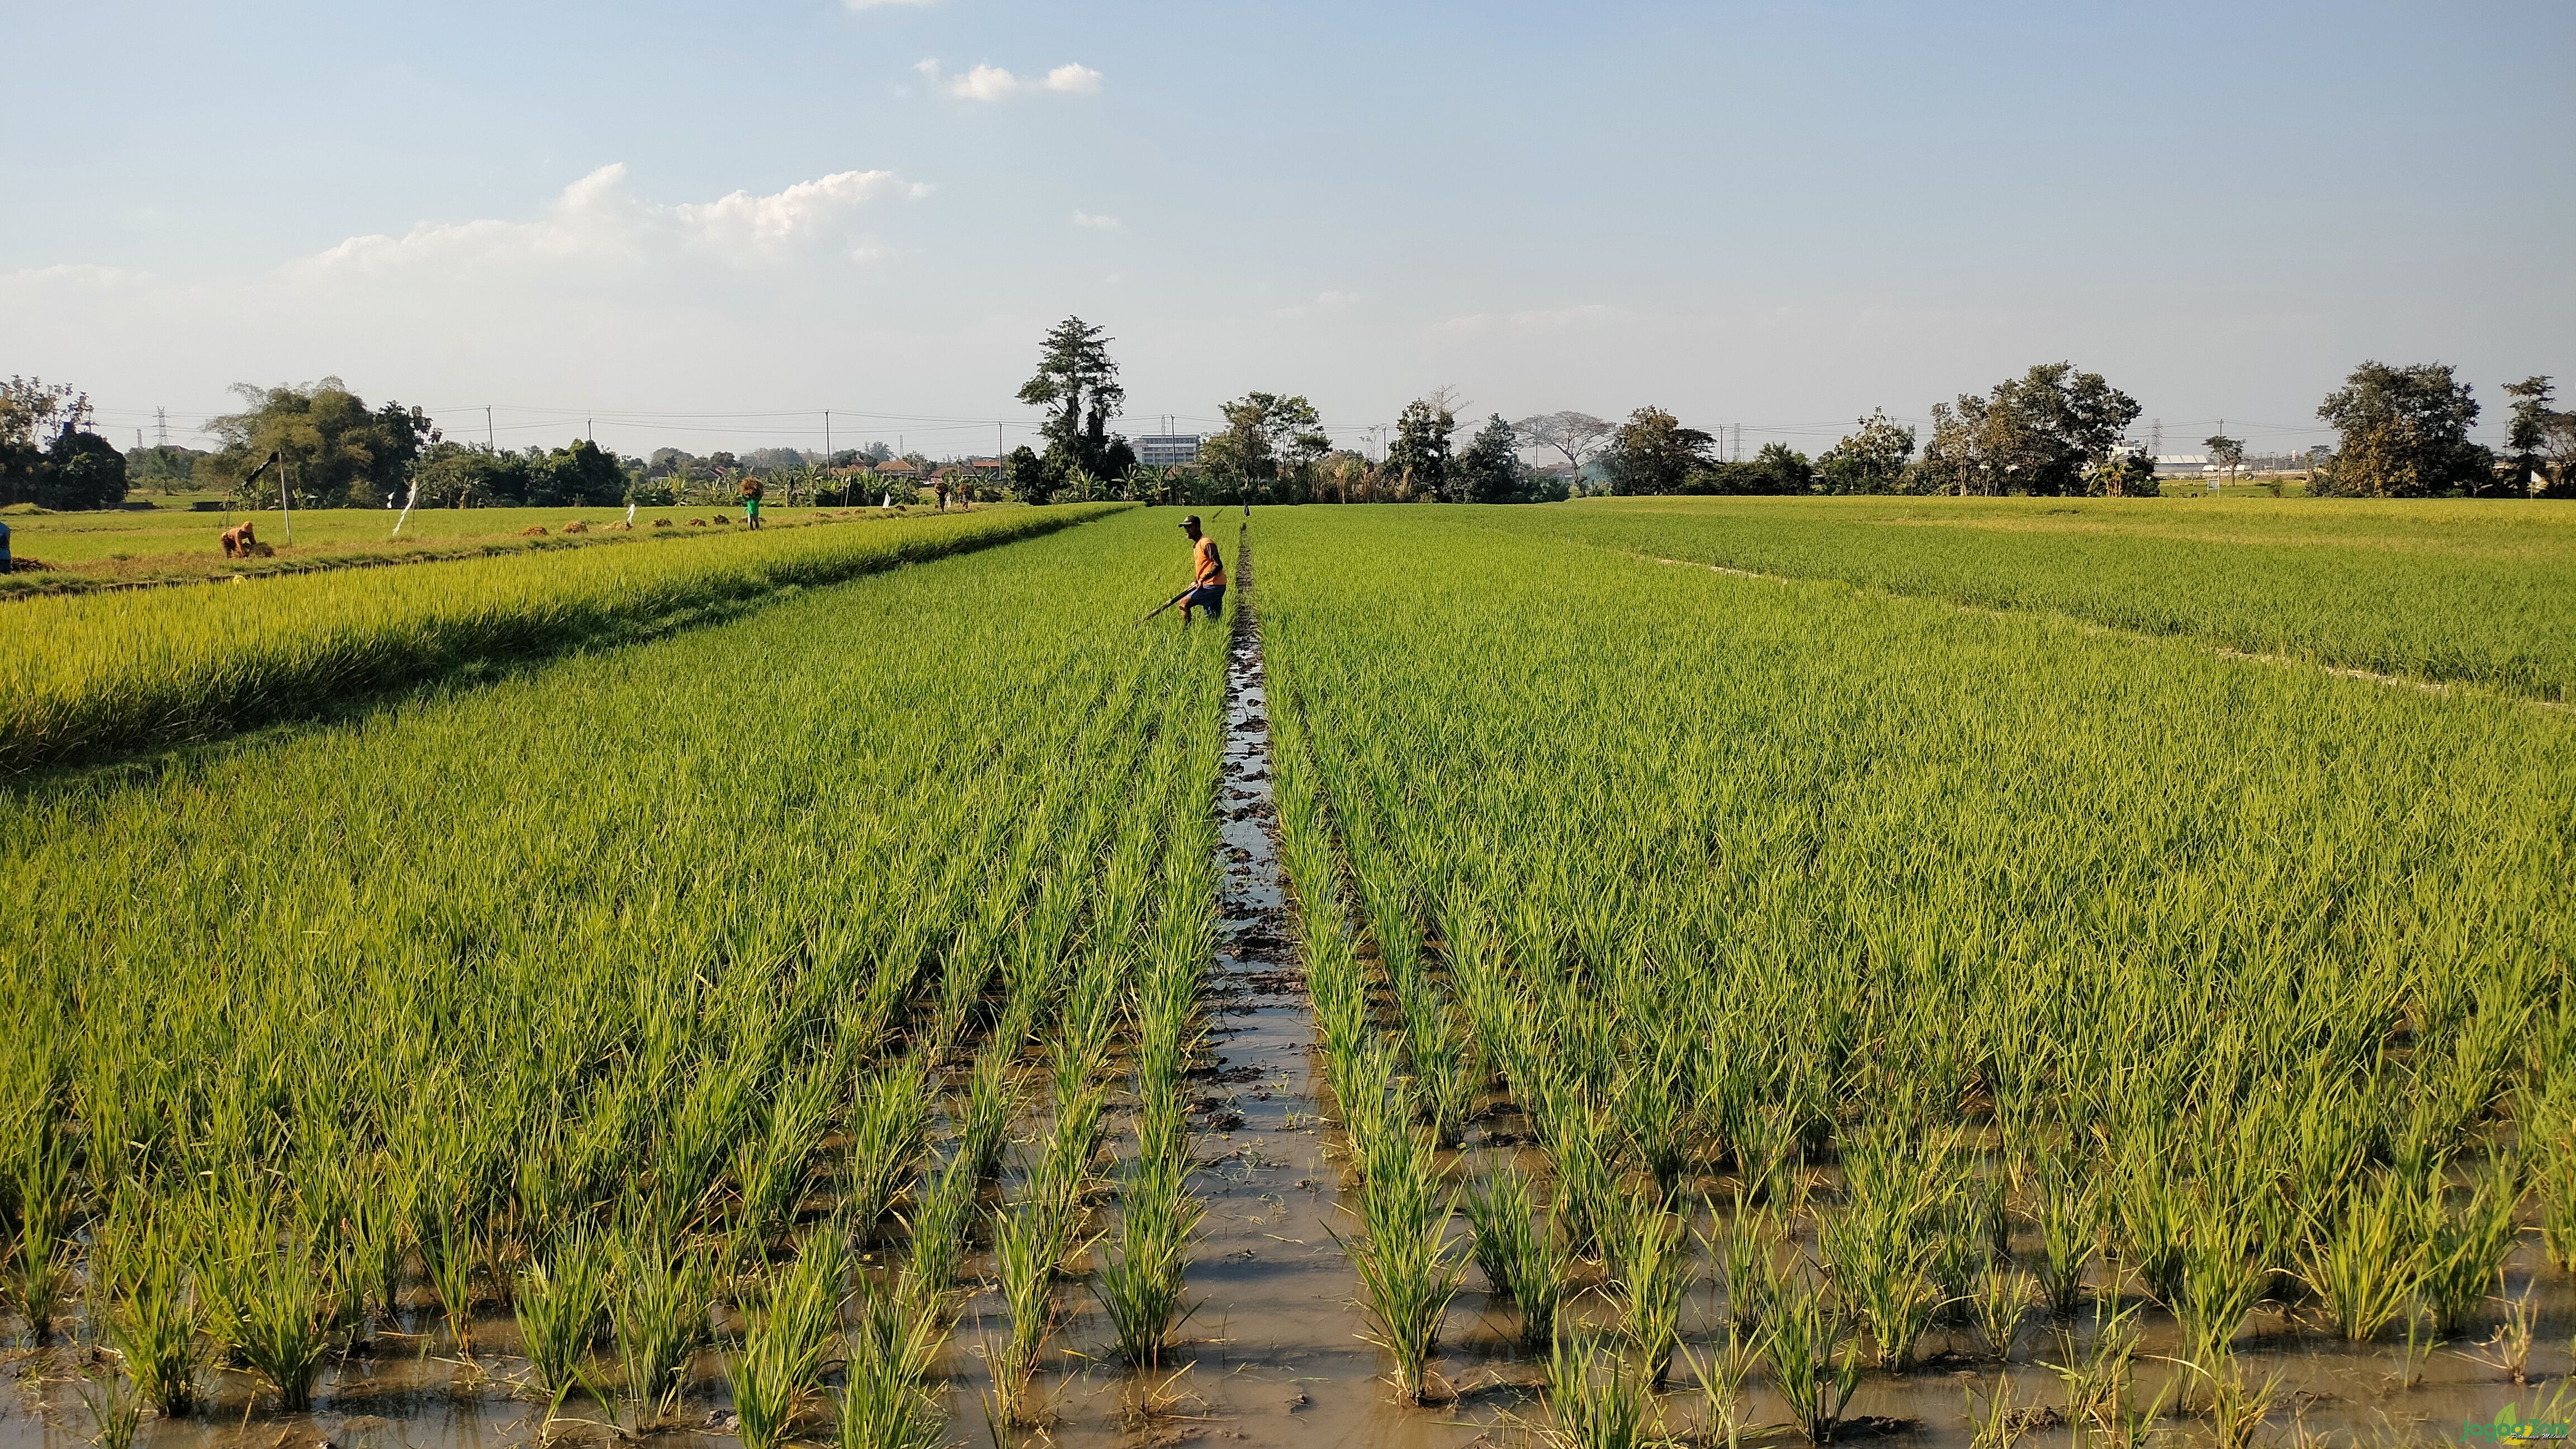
(1136, 434, 1204, 467)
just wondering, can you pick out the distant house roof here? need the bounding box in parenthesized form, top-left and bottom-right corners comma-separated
(965, 457, 1006, 472)
(875, 460, 922, 476)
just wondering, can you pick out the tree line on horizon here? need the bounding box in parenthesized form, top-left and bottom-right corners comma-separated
(8, 323, 2572, 513)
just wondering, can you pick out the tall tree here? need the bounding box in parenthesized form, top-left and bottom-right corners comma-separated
(0, 376, 127, 509)
(1459, 415, 1533, 503)
(2311, 361, 2490, 497)
(1385, 390, 1460, 501)
(1815, 409, 1916, 494)
(1199, 392, 1329, 498)
(2502, 376, 2572, 495)
(2204, 434, 2246, 480)
(1016, 316, 1129, 479)
(1920, 362, 2141, 496)
(1513, 411, 1613, 473)
(208, 378, 437, 507)
(1604, 406, 1716, 495)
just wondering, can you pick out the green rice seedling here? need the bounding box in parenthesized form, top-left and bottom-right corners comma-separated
(2029, 1160, 2094, 1314)
(734, 1063, 836, 1249)
(1339, 1184, 1466, 1403)
(2304, 1171, 2426, 1342)
(422, 1210, 480, 1351)
(2421, 1155, 2521, 1336)
(728, 1318, 804, 1449)
(340, 1158, 419, 1328)
(835, 1293, 942, 1449)
(6, 1209, 67, 1347)
(728, 1232, 850, 1449)
(102, 1224, 198, 1416)
(1540, 1332, 1661, 1449)
(1092, 1162, 1204, 1367)
(846, 1068, 931, 1242)
(1971, 1261, 2033, 1360)
(1510, 1199, 1575, 1351)
(515, 1228, 611, 1405)
(960, 1045, 1017, 1184)
(2176, 1211, 2267, 1370)
(199, 1208, 346, 1413)
(2187, 1357, 2285, 1449)
(77, 1369, 143, 1449)
(1613, 1197, 1694, 1386)
(1760, 1266, 1863, 1443)
(994, 1206, 1056, 1368)
(1545, 1108, 1619, 1260)
(901, 1158, 978, 1308)
(1680, 1323, 1756, 1449)
(1461, 1164, 1536, 1302)
(1820, 1196, 1944, 1371)
(1964, 1374, 2026, 1449)
(1717, 1197, 1784, 1337)
(2040, 1300, 2144, 1438)
(610, 1236, 711, 1428)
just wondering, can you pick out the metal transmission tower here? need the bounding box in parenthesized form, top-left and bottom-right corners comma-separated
(155, 408, 168, 448)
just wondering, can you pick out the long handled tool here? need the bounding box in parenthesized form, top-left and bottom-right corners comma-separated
(1139, 587, 1194, 623)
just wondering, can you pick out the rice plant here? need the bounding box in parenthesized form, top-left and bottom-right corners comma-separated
(516, 1228, 610, 1404)
(845, 1068, 931, 1242)
(1461, 1163, 1535, 1302)
(1971, 1261, 2033, 1360)
(101, 1223, 198, 1417)
(728, 1230, 851, 1449)
(1612, 1196, 1694, 1386)
(2303, 1171, 2425, 1342)
(1540, 1332, 1662, 1449)
(1680, 1323, 1756, 1449)
(2040, 1300, 2147, 1439)
(1760, 1266, 1863, 1443)
(1092, 1157, 1204, 1367)
(610, 1235, 711, 1428)
(198, 1203, 348, 1413)
(1339, 1149, 1466, 1404)
(77, 1369, 143, 1449)
(2419, 1154, 2521, 1336)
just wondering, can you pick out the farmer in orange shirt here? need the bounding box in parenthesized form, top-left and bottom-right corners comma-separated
(1177, 515, 1225, 623)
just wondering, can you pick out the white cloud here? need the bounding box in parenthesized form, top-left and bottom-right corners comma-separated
(915, 58, 1103, 101)
(1041, 63, 1103, 94)
(1072, 210, 1121, 230)
(292, 163, 924, 277)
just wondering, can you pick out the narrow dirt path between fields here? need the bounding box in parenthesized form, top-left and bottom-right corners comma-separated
(1642, 552, 2574, 715)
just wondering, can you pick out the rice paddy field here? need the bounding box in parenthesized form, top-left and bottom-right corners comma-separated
(2, 499, 2570, 1449)
(0, 504, 948, 598)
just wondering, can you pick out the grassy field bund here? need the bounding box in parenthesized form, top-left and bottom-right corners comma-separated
(0, 503, 1123, 774)
(1, 497, 2570, 1449)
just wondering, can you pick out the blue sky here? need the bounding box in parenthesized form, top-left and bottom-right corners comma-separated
(4, 0, 2569, 461)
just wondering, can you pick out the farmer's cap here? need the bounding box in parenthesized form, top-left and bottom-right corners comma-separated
(1178, 515, 1201, 529)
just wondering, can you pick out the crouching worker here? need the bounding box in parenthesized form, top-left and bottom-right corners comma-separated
(1176, 514, 1225, 623)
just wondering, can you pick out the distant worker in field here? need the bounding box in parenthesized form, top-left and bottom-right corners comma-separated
(738, 474, 765, 529)
(1177, 514, 1225, 623)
